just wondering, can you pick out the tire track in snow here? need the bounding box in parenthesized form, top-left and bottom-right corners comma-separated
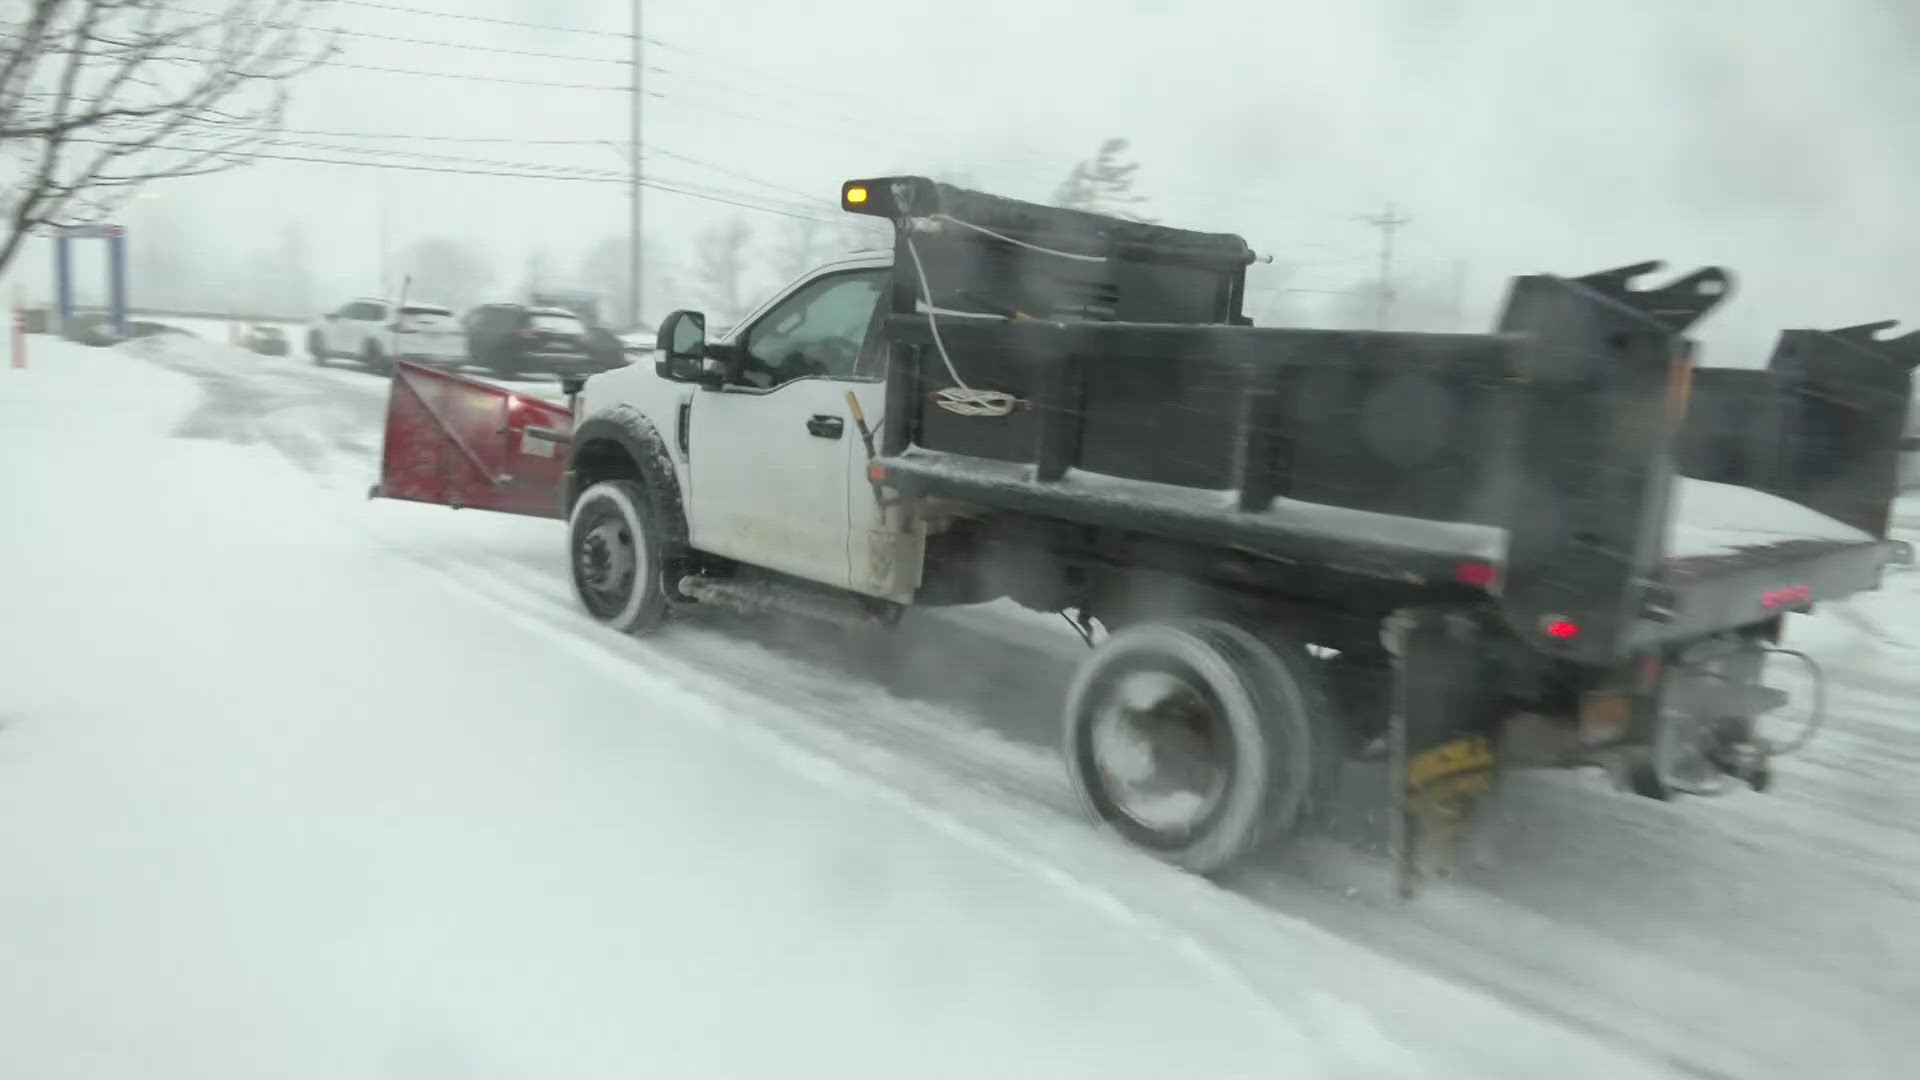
(461, 543, 1915, 1074)
(379, 543, 1333, 1062)
(376, 538, 1690, 1080)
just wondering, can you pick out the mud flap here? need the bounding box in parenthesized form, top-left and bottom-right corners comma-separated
(1383, 607, 1499, 899)
(376, 360, 573, 519)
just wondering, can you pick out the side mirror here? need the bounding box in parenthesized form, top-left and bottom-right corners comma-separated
(655, 309, 708, 383)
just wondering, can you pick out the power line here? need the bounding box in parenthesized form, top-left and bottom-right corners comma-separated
(211, 0, 1333, 219)
(328, 0, 630, 38)
(323, 28, 626, 65)
(200, 0, 1062, 196)
(637, 145, 830, 207)
(66, 137, 844, 223)
(321, 58, 625, 91)
(651, 65, 878, 133)
(271, 137, 829, 217)
(196, 125, 623, 146)
(111, 119, 621, 161)
(637, 36, 942, 148)
(123, 118, 837, 213)
(158, 38, 629, 89)
(170, 6, 630, 63)
(70, 137, 624, 182)
(167, 5, 1350, 226)
(258, 136, 626, 177)
(269, 0, 1028, 172)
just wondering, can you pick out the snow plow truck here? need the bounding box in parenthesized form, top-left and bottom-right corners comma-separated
(373, 175, 1918, 895)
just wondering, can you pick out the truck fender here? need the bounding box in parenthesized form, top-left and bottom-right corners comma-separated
(565, 404, 689, 553)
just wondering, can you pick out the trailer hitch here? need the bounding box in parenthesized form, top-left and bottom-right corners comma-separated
(1650, 645, 1828, 797)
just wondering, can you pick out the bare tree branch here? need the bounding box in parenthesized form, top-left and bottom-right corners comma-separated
(0, 0, 332, 278)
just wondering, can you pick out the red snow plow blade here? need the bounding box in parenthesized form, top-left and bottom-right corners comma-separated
(372, 360, 572, 519)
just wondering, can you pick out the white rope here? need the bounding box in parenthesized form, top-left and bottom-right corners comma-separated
(926, 212, 1111, 264)
(903, 230, 1020, 417)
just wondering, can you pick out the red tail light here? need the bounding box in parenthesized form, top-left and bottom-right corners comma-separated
(1454, 559, 1497, 589)
(1543, 617, 1581, 641)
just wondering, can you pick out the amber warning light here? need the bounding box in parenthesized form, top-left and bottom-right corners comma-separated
(840, 178, 884, 215)
(840, 175, 935, 218)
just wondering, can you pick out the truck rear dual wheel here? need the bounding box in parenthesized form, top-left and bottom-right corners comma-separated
(1063, 620, 1335, 874)
(569, 479, 672, 635)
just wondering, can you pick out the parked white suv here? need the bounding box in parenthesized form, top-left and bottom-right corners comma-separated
(308, 297, 465, 373)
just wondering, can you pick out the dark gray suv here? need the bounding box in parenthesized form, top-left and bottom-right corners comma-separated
(462, 303, 618, 379)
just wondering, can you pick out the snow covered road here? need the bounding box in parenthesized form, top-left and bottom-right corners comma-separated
(5, 335, 1920, 1078)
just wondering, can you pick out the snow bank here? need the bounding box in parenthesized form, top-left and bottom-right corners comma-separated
(1666, 476, 1872, 559)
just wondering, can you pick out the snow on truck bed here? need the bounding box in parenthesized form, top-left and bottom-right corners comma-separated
(1666, 477, 1873, 560)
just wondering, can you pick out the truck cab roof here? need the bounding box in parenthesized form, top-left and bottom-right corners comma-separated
(820, 251, 893, 271)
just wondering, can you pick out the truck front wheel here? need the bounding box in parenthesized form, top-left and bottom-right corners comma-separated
(569, 479, 671, 635)
(1064, 620, 1327, 874)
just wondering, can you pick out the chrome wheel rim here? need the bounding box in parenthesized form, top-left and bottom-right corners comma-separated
(1089, 669, 1230, 834)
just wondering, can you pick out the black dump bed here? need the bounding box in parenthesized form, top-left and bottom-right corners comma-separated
(856, 176, 1916, 664)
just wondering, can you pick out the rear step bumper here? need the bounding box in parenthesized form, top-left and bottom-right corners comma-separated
(1629, 539, 1902, 649)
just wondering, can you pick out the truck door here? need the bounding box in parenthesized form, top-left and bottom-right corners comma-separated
(687, 268, 889, 589)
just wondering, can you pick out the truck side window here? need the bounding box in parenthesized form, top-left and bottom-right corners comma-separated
(740, 270, 886, 389)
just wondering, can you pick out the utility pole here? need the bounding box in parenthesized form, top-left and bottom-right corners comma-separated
(378, 173, 391, 298)
(1356, 203, 1410, 329)
(628, 0, 643, 331)
(1447, 259, 1466, 331)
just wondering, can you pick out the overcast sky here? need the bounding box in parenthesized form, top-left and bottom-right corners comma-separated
(15, 0, 1920, 361)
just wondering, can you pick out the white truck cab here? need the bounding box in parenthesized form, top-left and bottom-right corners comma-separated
(571, 251, 914, 605)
